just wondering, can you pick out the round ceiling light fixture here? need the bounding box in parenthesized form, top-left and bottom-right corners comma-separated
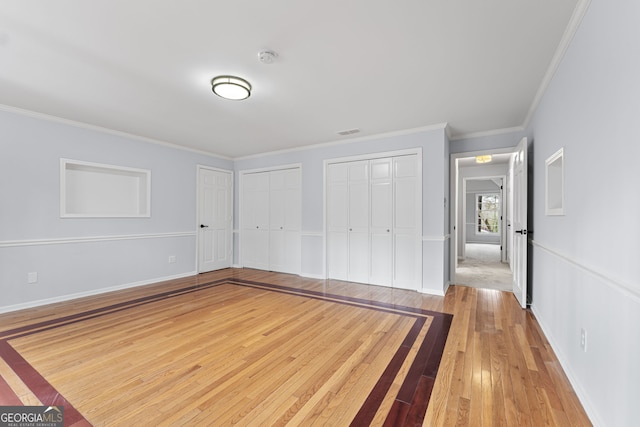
(211, 75, 251, 100)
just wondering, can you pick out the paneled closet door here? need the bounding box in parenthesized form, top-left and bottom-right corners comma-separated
(369, 158, 393, 286)
(269, 168, 301, 274)
(347, 161, 370, 284)
(393, 155, 421, 290)
(282, 168, 302, 274)
(242, 171, 270, 270)
(326, 153, 421, 289)
(327, 163, 349, 281)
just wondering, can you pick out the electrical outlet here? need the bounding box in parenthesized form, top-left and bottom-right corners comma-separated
(27, 272, 38, 284)
(168, 255, 176, 264)
(580, 328, 587, 352)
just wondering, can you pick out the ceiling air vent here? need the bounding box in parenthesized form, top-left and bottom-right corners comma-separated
(337, 128, 360, 136)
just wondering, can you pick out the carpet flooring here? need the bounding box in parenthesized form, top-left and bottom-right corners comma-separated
(454, 244, 513, 292)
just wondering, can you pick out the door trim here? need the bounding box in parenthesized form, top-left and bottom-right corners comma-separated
(449, 147, 517, 286)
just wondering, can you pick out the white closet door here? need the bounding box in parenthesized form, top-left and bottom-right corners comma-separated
(282, 168, 301, 274)
(327, 163, 349, 280)
(326, 153, 421, 289)
(242, 172, 269, 270)
(369, 158, 393, 286)
(393, 155, 421, 290)
(347, 161, 369, 283)
(269, 170, 287, 272)
(269, 168, 301, 274)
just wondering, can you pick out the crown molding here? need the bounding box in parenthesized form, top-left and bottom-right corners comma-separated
(234, 123, 448, 161)
(450, 126, 525, 142)
(523, 0, 592, 129)
(0, 103, 231, 160)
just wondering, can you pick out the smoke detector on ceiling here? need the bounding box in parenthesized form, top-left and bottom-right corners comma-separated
(258, 50, 278, 64)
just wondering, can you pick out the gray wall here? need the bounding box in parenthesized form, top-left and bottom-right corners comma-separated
(449, 1, 640, 425)
(526, 0, 640, 425)
(0, 119, 452, 311)
(0, 109, 231, 311)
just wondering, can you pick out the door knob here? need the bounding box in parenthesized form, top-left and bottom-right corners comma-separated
(200, 224, 209, 228)
(515, 229, 527, 235)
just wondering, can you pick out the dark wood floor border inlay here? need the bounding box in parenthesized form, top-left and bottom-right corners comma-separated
(0, 277, 453, 426)
(0, 340, 87, 425)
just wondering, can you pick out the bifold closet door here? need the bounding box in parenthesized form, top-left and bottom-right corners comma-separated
(347, 161, 370, 284)
(369, 158, 393, 286)
(393, 155, 421, 289)
(326, 163, 349, 281)
(326, 160, 369, 283)
(269, 168, 301, 274)
(327, 153, 421, 290)
(241, 172, 270, 270)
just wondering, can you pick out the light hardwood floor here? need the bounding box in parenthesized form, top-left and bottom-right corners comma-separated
(0, 269, 591, 426)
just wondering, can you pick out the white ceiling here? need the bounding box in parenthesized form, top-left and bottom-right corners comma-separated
(0, 0, 581, 158)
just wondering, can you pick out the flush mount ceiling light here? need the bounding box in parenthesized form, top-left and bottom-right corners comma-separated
(475, 155, 493, 164)
(211, 75, 251, 100)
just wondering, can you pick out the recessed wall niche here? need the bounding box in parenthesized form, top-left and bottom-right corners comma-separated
(60, 159, 150, 218)
(545, 148, 564, 216)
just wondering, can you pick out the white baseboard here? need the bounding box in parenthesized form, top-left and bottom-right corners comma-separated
(0, 271, 197, 314)
(531, 305, 601, 427)
(419, 287, 446, 296)
(299, 272, 325, 280)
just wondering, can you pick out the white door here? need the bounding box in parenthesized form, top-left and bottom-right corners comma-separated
(347, 161, 370, 283)
(269, 170, 287, 273)
(512, 137, 528, 308)
(393, 155, 421, 290)
(242, 172, 270, 270)
(326, 160, 370, 284)
(327, 163, 349, 280)
(370, 158, 393, 285)
(198, 167, 232, 273)
(269, 168, 301, 274)
(326, 154, 421, 289)
(282, 168, 301, 274)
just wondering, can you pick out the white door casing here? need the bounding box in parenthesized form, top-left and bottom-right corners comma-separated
(197, 167, 233, 273)
(512, 137, 528, 308)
